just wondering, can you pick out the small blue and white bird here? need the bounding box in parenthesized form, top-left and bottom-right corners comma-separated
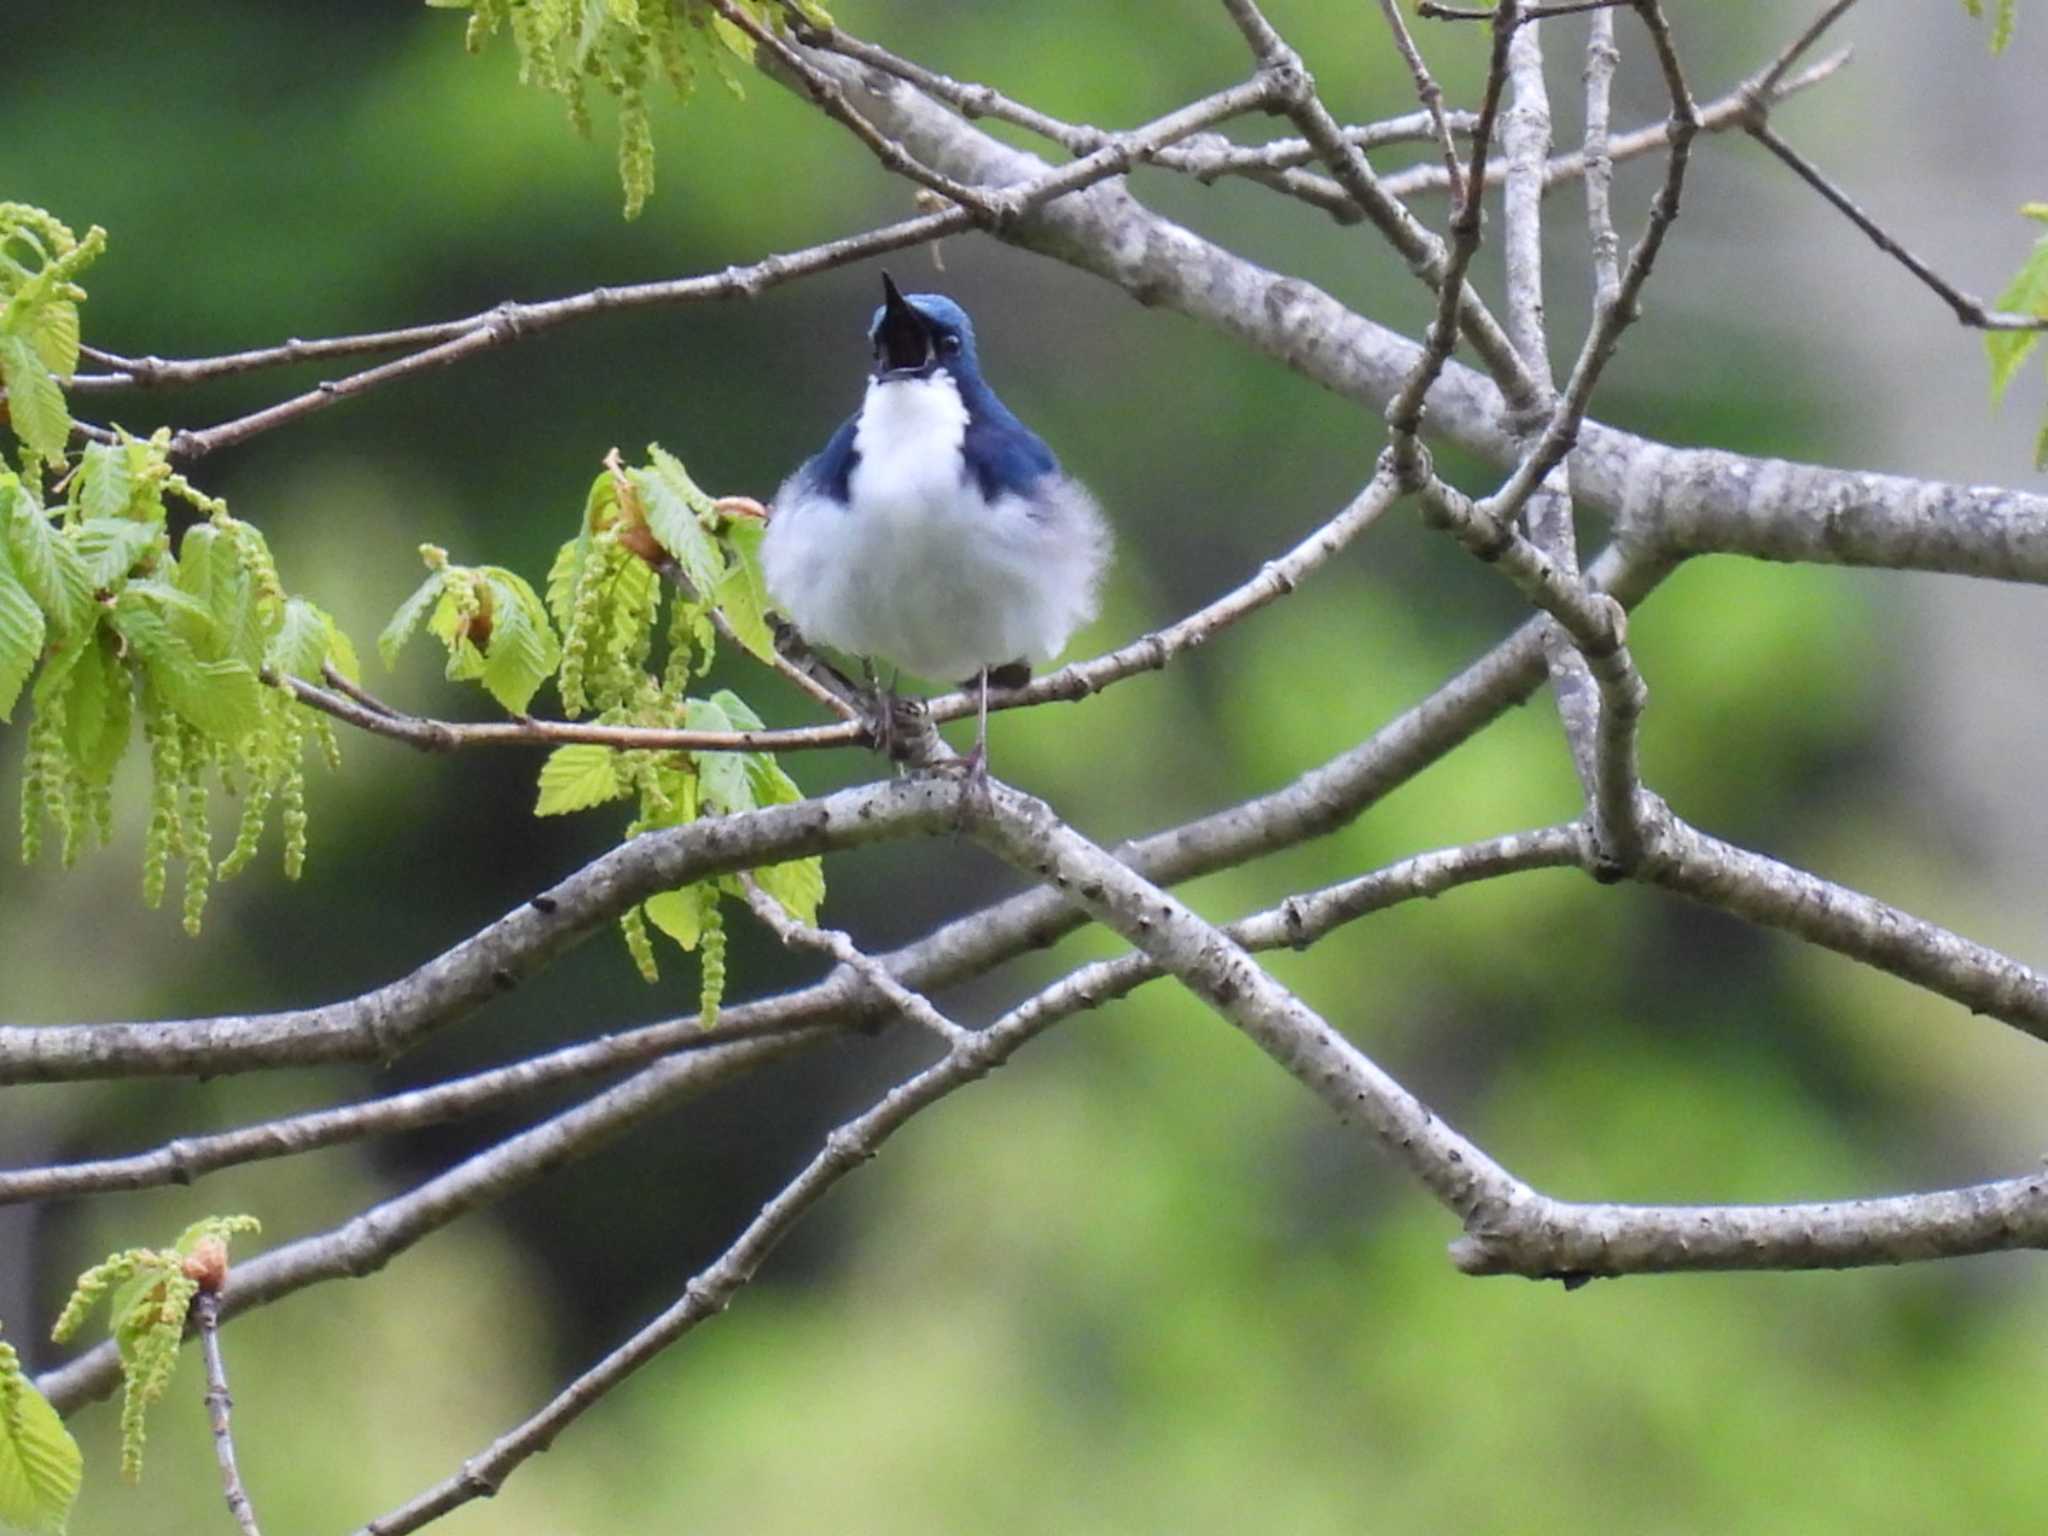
(763, 273, 1110, 772)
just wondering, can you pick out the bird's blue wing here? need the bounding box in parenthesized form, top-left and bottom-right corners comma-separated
(798, 414, 862, 503)
(959, 384, 1058, 504)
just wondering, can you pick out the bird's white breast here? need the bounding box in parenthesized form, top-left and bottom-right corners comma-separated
(764, 372, 1109, 684)
(845, 374, 972, 519)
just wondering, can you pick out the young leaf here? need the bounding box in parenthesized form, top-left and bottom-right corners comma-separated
(535, 742, 627, 815)
(379, 570, 445, 670)
(684, 695, 751, 812)
(3, 491, 92, 636)
(752, 853, 825, 928)
(1987, 207, 2048, 403)
(635, 445, 726, 595)
(0, 335, 68, 461)
(0, 552, 43, 723)
(74, 518, 161, 592)
(645, 880, 714, 950)
(112, 595, 263, 743)
(322, 609, 362, 684)
(478, 569, 561, 714)
(713, 515, 778, 664)
(75, 439, 138, 523)
(267, 596, 349, 682)
(59, 630, 132, 785)
(0, 1341, 83, 1536)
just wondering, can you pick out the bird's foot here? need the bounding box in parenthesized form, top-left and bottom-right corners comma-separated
(861, 684, 935, 768)
(931, 740, 995, 821)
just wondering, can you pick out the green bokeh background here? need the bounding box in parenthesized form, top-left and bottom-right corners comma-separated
(4, 3, 2047, 1532)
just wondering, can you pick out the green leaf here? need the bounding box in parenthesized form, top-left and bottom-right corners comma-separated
(3, 489, 92, 635)
(0, 549, 43, 722)
(684, 694, 752, 812)
(645, 881, 714, 951)
(635, 446, 725, 595)
(1986, 227, 2048, 402)
(60, 629, 132, 784)
(75, 440, 137, 522)
(121, 578, 219, 649)
(0, 1347, 83, 1536)
(714, 515, 777, 664)
(707, 687, 764, 732)
(379, 571, 444, 669)
(27, 299, 80, 380)
(323, 610, 361, 685)
(478, 569, 561, 714)
(534, 742, 626, 815)
(752, 853, 825, 928)
(74, 518, 160, 592)
(268, 596, 335, 679)
(113, 593, 263, 742)
(0, 334, 68, 460)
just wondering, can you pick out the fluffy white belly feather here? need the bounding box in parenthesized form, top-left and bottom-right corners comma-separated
(763, 375, 1108, 683)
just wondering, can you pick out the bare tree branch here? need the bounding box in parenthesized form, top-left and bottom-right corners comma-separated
(194, 1291, 264, 1536)
(0, 777, 963, 1084)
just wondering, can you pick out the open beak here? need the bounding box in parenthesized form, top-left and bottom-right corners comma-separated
(874, 271, 936, 378)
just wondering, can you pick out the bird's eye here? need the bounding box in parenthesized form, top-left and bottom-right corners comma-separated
(939, 333, 962, 354)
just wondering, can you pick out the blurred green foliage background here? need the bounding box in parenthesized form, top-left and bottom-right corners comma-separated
(4, 2, 2047, 1532)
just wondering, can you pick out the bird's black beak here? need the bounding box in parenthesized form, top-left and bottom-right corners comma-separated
(874, 271, 936, 378)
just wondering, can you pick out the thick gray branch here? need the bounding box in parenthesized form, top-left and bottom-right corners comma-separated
(0, 778, 960, 1083)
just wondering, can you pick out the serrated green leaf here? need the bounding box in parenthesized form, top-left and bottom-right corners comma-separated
(0, 334, 68, 460)
(546, 532, 587, 633)
(121, 578, 219, 648)
(61, 629, 132, 784)
(1987, 230, 2048, 402)
(4, 491, 92, 634)
(684, 694, 753, 812)
(752, 854, 825, 927)
(74, 517, 160, 592)
(75, 439, 137, 522)
(268, 596, 335, 679)
(714, 515, 777, 663)
(379, 571, 444, 669)
(645, 881, 713, 951)
(707, 687, 764, 731)
(113, 593, 263, 742)
(534, 742, 627, 814)
(323, 611, 361, 685)
(0, 550, 43, 722)
(27, 299, 80, 380)
(478, 569, 560, 714)
(0, 1349, 83, 1536)
(636, 446, 725, 595)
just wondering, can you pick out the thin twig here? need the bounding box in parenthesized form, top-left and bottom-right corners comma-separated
(1485, 0, 1701, 525)
(706, 0, 1001, 218)
(119, 78, 1273, 462)
(1383, 0, 1526, 453)
(1581, 8, 1622, 299)
(194, 1292, 264, 1536)
(1375, 0, 1466, 198)
(1218, 0, 1547, 417)
(1746, 120, 2048, 333)
(1421, 0, 1629, 18)
(1753, 0, 1861, 99)
(739, 877, 974, 1048)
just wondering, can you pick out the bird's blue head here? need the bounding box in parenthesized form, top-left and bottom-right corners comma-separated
(868, 272, 981, 384)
